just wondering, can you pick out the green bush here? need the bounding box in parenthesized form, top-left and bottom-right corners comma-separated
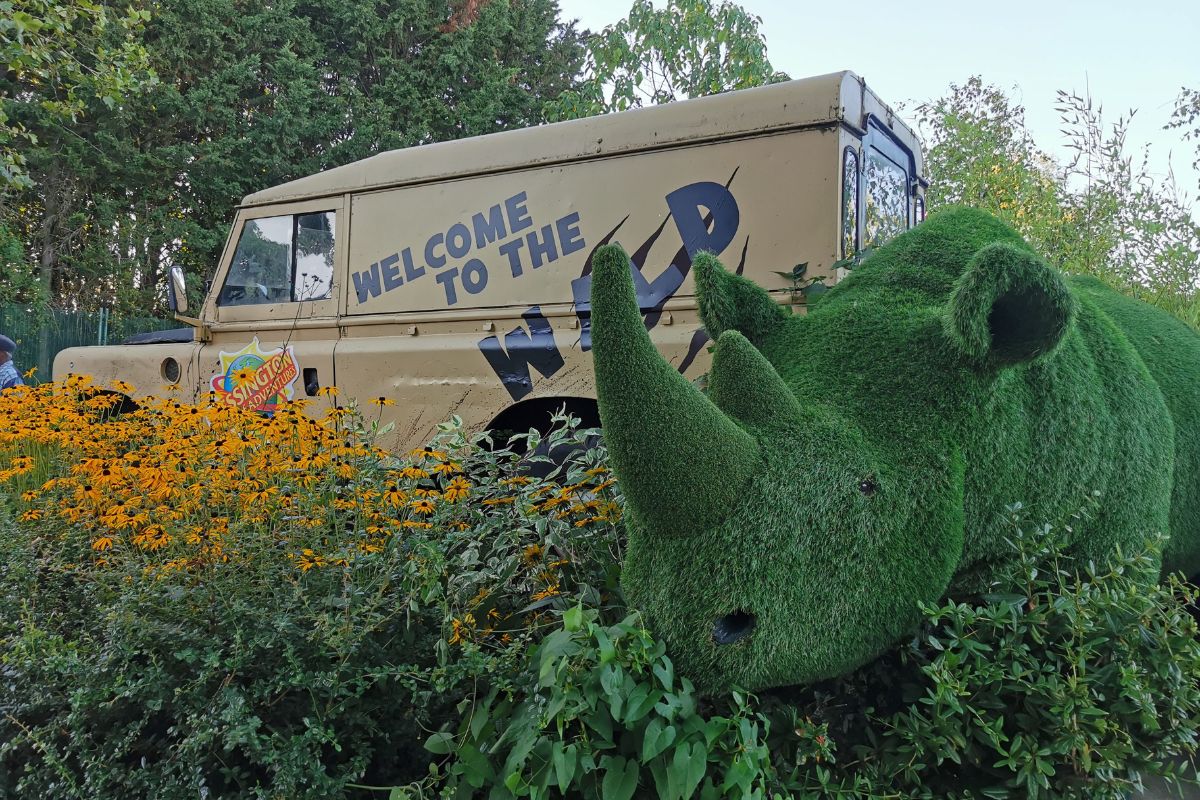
(0, 409, 621, 799)
(424, 504, 1200, 799)
(3, 401, 1198, 798)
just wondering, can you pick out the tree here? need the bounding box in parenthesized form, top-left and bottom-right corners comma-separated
(1167, 86, 1200, 195)
(2, 0, 586, 317)
(915, 77, 1073, 265)
(546, 0, 786, 121)
(917, 77, 1200, 328)
(1056, 89, 1200, 321)
(0, 0, 155, 189)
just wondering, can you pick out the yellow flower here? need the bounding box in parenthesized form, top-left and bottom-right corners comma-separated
(297, 549, 326, 572)
(443, 476, 471, 502)
(382, 486, 408, 507)
(315, 385, 340, 398)
(369, 396, 396, 407)
(410, 498, 436, 515)
(8, 455, 34, 474)
(92, 536, 115, 552)
(22, 366, 37, 379)
(500, 476, 533, 487)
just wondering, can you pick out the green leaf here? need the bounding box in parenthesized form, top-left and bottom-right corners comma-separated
(601, 755, 639, 800)
(424, 731, 454, 754)
(552, 742, 578, 794)
(684, 743, 708, 797)
(595, 626, 616, 663)
(564, 603, 584, 632)
(642, 718, 678, 762)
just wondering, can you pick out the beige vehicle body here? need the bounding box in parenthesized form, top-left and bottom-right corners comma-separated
(54, 70, 926, 451)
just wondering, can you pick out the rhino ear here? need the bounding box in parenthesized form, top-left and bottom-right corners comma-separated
(945, 242, 1075, 368)
(694, 251, 789, 346)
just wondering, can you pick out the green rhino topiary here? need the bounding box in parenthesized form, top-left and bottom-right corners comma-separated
(589, 206, 1200, 692)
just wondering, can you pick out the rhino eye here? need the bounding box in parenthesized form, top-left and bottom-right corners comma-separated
(858, 478, 879, 496)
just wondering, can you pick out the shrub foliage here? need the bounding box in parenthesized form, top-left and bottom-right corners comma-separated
(1, 380, 1198, 798)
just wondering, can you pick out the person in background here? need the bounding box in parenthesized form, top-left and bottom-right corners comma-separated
(0, 334, 24, 390)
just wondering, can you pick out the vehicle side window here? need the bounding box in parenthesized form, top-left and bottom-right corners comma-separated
(863, 147, 908, 248)
(295, 212, 335, 301)
(842, 147, 860, 258)
(219, 211, 336, 306)
(860, 117, 918, 251)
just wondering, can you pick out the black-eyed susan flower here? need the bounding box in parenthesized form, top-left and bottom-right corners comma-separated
(442, 476, 471, 502)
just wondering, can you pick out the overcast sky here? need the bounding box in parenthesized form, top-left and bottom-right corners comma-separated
(556, 0, 1200, 214)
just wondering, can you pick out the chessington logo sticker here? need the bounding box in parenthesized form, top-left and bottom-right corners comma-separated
(211, 338, 301, 413)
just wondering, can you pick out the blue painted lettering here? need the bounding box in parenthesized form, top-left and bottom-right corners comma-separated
(353, 263, 381, 304)
(424, 233, 446, 269)
(436, 267, 460, 305)
(505, 191, 532, 234)
(477, 306, 564, 401)
(526, 223, 558, 269)
(462, 259, 488, 294)
(498, 238, 525, 278)
(665, 181, 740, 259)
(556, 212, 585, 256)
(472, 204, 507, 248)
(446, 223, 472, 259)
(380, 253, 403, 291)
(402, 248, 426, 282)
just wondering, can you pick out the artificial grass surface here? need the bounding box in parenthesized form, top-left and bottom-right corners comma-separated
(590, 206, 1198, 691)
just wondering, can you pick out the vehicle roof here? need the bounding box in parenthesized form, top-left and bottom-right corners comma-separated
(242, 70, 919, 207)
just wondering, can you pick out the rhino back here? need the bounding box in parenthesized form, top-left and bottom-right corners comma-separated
(1067, 275, 1200, 575)
(950, 285, 1175, 590)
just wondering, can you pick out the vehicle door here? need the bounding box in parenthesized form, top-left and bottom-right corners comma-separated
(197, 197, 345, 416)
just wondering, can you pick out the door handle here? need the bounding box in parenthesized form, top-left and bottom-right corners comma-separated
(303, 367, 320, 396)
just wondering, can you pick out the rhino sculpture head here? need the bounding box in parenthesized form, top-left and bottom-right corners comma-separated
(589, 208, 1101, 691)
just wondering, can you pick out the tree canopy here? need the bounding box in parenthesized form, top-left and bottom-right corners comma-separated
(1, 0, 587, 316)
(917, 77, 1200, 327)
(546, 0, 787, 121)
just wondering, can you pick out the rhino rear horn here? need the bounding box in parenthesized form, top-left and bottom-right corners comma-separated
(708, 330, 803, 429)
(694, 251, 790, 347)
(590, 244, 759, 537)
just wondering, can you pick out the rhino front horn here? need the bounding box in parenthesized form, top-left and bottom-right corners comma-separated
(589, 244, 759, 537)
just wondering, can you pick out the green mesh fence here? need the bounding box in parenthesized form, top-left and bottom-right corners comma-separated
(0, 305, 180, 381)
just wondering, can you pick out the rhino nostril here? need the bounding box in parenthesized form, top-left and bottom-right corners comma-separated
(713, 610, 756, 645)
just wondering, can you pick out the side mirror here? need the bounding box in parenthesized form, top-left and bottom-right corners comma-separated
(168, 266, 189, 314)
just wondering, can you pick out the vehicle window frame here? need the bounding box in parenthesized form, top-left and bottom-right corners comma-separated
(860, 116, 918, 249)
(207, 197, 346, 325)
